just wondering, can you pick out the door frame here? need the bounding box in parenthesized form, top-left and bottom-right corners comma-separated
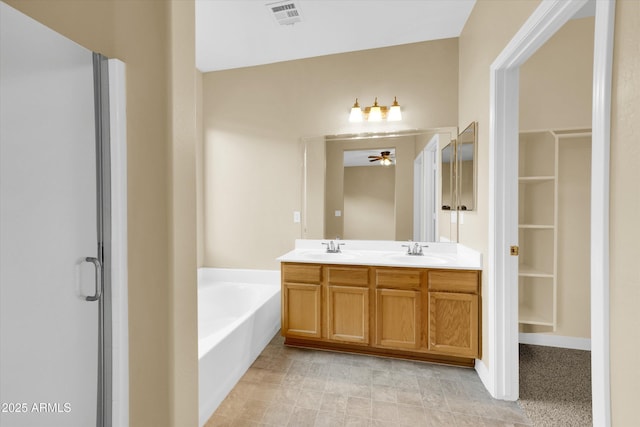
(424, 135, 439, 242)
(485, 1, 615, 426)
(413, 135, 440, 243)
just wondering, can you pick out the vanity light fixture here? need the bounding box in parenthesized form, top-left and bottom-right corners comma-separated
(348, 97, 402, 122)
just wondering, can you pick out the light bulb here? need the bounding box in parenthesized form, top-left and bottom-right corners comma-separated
(348, 98, 363, 122)
(387, 96, 402, 121)
(368, 98, 382, 122)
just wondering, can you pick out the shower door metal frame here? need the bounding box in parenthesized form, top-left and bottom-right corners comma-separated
(93, 52, 112, 427)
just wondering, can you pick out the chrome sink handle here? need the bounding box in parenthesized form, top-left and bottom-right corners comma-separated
(322, 239, 345, 253)
(401, 241, 429, 256)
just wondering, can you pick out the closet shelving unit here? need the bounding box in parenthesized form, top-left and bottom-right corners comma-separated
(518, 130, 558, 329)
(517, 129, 592, 330)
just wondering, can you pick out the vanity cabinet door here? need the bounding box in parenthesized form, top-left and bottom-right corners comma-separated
(428, 291, 478, 358)
(375, 288, 420, 350)
(327, 285, 369, 344)
(282, 282, 322, 339)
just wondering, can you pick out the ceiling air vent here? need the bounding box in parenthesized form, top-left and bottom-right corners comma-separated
(266, 0, 302, 26)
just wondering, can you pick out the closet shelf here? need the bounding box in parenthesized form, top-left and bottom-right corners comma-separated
(518, 306, 554, 327)
(518, 264, 554, 278)
(518, 224, 554, 229)
(518, 176, 555, 183)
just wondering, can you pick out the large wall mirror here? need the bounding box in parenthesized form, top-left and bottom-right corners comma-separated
(440, 121, 477, 212)
(302, 127, 459, 243)
(457, 121, 477, 211)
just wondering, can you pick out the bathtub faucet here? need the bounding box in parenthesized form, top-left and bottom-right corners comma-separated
(322, 239, 344, 253)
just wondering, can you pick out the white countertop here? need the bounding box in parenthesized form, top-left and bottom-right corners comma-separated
(277, 239, 482, 270)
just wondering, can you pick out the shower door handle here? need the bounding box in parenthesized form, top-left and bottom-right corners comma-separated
(85, 256, 102, 302)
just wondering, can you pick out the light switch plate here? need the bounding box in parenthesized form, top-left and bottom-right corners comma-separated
(293, 211, 301, 223)
(335, 210, 342, 217)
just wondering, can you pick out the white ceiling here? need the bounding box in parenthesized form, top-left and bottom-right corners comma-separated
(344, 148, 395, 167)
(196, 0, 477, 72)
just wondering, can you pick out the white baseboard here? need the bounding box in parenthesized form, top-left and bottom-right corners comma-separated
(519, 333, 591, 351)
(474, 359, 496, 398)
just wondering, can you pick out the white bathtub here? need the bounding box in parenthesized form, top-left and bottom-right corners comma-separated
(198, 268, 281, 427)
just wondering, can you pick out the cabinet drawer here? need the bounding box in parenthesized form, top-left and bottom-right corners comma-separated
(327, 266, 369, 286)
(282, 263, 322, 284)
(428, 270, 478, 294)
(375, 268, 421, 290)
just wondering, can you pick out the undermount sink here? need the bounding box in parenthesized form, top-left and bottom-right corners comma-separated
(384, 254, 448, 265)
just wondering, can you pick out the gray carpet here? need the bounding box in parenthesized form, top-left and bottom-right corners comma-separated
(518, 344, 592, 427)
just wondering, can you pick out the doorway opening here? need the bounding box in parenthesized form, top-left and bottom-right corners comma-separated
(485, 0, 615, 426)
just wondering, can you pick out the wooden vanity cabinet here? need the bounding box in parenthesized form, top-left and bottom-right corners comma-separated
(281, 262, 481, 365)
(374, 268, 421, 350)
(326, 266, 370, 344)
(281, 264, 322, 339)
(427, 270, 480, 358)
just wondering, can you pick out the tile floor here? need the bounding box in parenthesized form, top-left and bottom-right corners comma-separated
(205, 334, 532, 427)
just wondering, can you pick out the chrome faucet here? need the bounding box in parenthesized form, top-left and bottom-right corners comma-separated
(322, 238, 345, 253)
(401, 241, 428, 256)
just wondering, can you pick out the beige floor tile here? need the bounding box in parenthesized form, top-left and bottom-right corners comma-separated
(371, 400, 399, 423)
(288, 407, 318, 427)
(301, 376, 327, 392)
(296, 389, 324, 410)
(205, 335, 532, 427)
(204, 413, 234, 427)
(396, 389, 423, 407)
(396, 403, 428, 427)
(239, 399, 269, 422)
(346, 396, 372, 419)
(320, 392, 349, 414)
(371, 385, 396, 403)
(261, 402, 293, 426)
(422, 408, 458, 427)
(344, 415, 372, 427)
(314, 411, 346, 427)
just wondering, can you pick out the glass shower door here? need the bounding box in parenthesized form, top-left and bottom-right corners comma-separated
(1, 3, 106, 426)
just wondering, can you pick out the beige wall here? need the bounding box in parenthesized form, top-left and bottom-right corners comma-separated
(343, 166, 395, 240)
(202, 39, 459, 269)
(458, 0, 541, 369)
(167, 2, 198, 425)
(556, 136, 591, 338)
(610, 0, 640, 424)
(520, 17, 594, 131)
(3, 1, 199, 426)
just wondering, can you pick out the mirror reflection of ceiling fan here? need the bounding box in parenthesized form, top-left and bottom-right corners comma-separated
(368, 150, 395, 166)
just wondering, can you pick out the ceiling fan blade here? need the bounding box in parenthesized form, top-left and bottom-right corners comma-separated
(369, 159, 378, 162)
